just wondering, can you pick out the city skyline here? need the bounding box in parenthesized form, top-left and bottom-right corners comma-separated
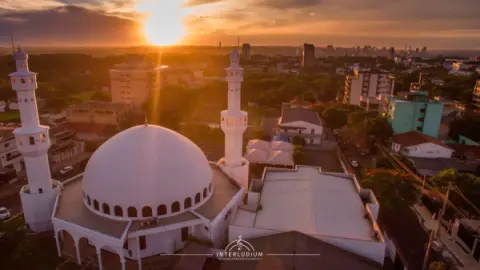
(0, 0, 479, 50)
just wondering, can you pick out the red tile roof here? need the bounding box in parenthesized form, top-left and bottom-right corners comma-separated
(59, 122, 114, 134)
(448, 144, 480, 159)
(392, 131, 452, 149)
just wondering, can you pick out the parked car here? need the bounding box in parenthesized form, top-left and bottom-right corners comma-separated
(0, 207, 11, 220)
(351, 160, 359, 168)
(60, 166, 73, 175)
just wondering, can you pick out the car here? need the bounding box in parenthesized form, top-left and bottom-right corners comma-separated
(351, 160, 359, 168)
(60, 166, 73, 175)
(0, 207, 11, 220)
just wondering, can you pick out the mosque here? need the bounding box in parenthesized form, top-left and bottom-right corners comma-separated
(10, 48, 387, 270)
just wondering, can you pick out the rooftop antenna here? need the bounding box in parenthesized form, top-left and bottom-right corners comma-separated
(10, 35, 15, 54)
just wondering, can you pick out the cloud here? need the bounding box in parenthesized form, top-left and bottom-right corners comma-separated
(259, 0, 322, 9)
(0, 5, 144, 46)
(186, 0, 224, 6)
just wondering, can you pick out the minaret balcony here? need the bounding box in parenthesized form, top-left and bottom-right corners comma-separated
(14, 130, 51, 156)
(220, 110, 248, 132)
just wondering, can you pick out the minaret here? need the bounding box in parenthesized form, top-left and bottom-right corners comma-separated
(10, 47, 60, 232)
(218, 50, 249, 190)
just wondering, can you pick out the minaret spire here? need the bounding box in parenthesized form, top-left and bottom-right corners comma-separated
(10, 48, 60, 232)
(218, 49, 250, 191)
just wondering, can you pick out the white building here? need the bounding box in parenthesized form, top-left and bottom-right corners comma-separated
(452, 62, 469, 71)
(391, 131, 454, 158)
(0, 129, 23, 173)
(110, 61, 164, 107)
(9, 47, 61, 232)
(15, 49, 385, 269)
(276, 107, 324, 145)
(343, 69, 395, 111)
(229, 166, 386, 265)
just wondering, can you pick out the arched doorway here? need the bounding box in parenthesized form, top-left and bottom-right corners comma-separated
(57, 230, 76, 258)
(98, 246, 122, 270)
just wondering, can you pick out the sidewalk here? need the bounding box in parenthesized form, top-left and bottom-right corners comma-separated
(413, 204, 479, 269)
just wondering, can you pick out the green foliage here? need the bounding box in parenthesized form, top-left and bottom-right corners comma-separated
(292, 145, 305, 165)
(429, 261, 447, 270)
(448, 117, 480, 142)
(361, 171, 419, 209)
(322, 108, 347, 130)
(348, 111, 368, 125)
(250, 128, 269, 141)
(84, 142, 100, 153)
(292, 135, 306, 146)
(376, 157, 394, 169)
(90, 91, 111, 102)
(364, 117, 393, 143)
(430, 169, 480, 209)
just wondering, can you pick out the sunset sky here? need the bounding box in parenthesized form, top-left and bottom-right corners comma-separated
(0, 0, 479, 49)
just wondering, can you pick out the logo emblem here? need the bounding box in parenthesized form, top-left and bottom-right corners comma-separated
(216, 236, 263, 261)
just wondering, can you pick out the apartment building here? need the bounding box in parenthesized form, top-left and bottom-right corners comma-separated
(242, 43, 251, 60)
(110, 61, 163, 107)
(302, 43, 315, 68)
(386, 92, 443, 138)
(473, 80, 480, 111)
(344, 68, 395, 112)
(65, 101, 130, 126)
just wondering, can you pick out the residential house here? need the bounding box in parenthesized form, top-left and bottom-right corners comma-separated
(276, 107, 324, 145)
(391, 131, 454, 158)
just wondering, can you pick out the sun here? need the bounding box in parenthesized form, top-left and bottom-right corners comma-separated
(137, 0, 187, 46)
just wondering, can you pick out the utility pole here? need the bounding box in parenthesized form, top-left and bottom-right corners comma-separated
(422, 182, 452, 270)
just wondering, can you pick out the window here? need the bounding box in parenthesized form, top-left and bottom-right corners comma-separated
(195, 193, 201, 204)
(39, 188, 43, 193)
(29, 136, 35, 145)
(102, 203, 110, 215)
(181, 227, 189, 242)
(18, 137, 22, 146)
(171, 201, 180, 213)
(311, 129, 315, 135)
(87, 196, 91, 205)
(225, 211, 231, 221)
(184, 198, 192, 209)
(139, 236, 146, 250)
(142, 206, 152, 217)
(127, 207, 137, 217)
(204, 226, 209, 231)
(40, 133, 47, 143)
(203, 188, 207, 199)
(93, 200, 99, 210)
(157, 205, 167, 216)
(4, 143, 9, 148)
(209, 183, 212, 192)
(20, 78, 26, 84)
(114, 206, 123, 217)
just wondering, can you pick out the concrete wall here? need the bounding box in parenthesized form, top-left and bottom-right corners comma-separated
(279, 121, 323, 137)
(402, 143, 453, 158)
(423, 102, 443, 138)
(124, 228, 184, 259)
(210, 190, 244, 248)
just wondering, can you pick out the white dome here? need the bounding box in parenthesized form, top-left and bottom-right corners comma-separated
(82, 125, 213, 220)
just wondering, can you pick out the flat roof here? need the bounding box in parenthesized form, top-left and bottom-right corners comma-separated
(232, 167, 376, 242)
(193, 164, 241, 220)
(55, 178, 130, 239)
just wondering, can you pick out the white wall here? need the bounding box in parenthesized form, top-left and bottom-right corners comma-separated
(210, 190, 244, 247)
(229, 225, 280, 242)
(279, 121, 323, 137)
(349, 78, 362, 105)
(401, 143, 453, 158)
(124, 228, 184, 259)
(368, 74, 379, 97)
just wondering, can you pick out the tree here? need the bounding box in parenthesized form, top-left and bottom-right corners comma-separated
(430, 169, 480, 209)
(292, 135, 306, 146)
(90, 91, 111, 102)
(429, 261, 447, 270)
(364, 117, 393, 144)
(376, 157, 394, 169)
(322, 108, 347, 130)
(361, 171, 419, 208)
(348, 111, 368, 125)
(250, 128, 269, 141)
(292, 145, 304, 165)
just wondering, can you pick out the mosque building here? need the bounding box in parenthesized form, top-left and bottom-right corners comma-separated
(10, 48, 387, 270)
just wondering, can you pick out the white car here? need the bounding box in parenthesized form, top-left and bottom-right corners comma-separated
(60, 166, 73, 175)
(351, 160, 359, 168)
(0, 207, 11, 220)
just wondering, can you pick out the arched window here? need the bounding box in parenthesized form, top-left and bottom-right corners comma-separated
(93, 200, 99, 210)
(195, 193, 201, 204)
(114, 206, 123, 217)
(209, 183, 212, 192)
(157, 205, 167, 216)
(87, 196, 91, 205)
(203, 188, 207, 199)
(142, 206, 152, 217)
(127, 207, 137, 217)
(102, 203, 110, 215)
(171, 201, 180, 213)
(184, 198, 192, 209)
(29, 136, 35, 145)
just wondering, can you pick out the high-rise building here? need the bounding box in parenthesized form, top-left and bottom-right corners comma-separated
(386, 47, 395, 60)
(218, 50, 249, 190)
(343, 68, 395, 112)
(110, 59, 163, 107)
(9, 47, 61, 232)
(473, 80, 480, 111)
(301, 43, 315, 68)
(241, 43, 251, 60)
(386, 92, 443, 138)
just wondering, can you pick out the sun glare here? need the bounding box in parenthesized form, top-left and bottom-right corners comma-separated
(137, 0, 187, 46)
